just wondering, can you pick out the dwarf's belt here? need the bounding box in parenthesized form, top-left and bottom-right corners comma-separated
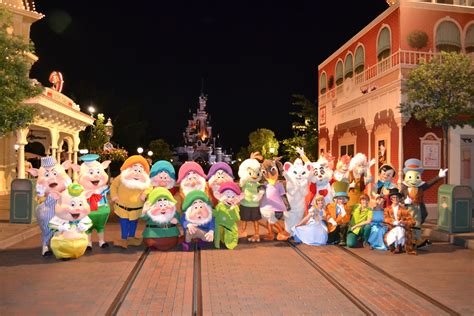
(146, 224, 177, 228)
(115, 203, 142, 211)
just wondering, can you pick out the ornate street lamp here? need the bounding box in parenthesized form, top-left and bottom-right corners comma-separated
(105, 118, 114, 139)
(88, 106, 96, 117)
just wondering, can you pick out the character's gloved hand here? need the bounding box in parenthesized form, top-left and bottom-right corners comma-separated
(349, 181, 356, 189)
(187, 224, 197, 235)
(393, 220, 399, 226)
(369, 158, 376, 168)
(204, 230, 214, 242)
(77, 222, 89, 232)
(170, 218, 178, 225)
(404, 197, 412, 205)
(58, 223, 71, 232)
(36, 184, 46, 197)
(438, 168, 448, 178)
(328, 218, 337, 226)
(295, 147, 305, 157)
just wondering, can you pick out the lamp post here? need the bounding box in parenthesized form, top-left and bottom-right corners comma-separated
(105, 118, 114, 140)
(88, 106, 96, 117)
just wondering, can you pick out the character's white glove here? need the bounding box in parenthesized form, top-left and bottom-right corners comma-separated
(349, 181, 356, 189)
(328, 218, 337, 226)
(369, 158, 376, 168)
(308, 208, 315, 217)
(187, 224, 197, 235)
(36, 184, 46, 197)
(254, 191, 264, 202)
(340, 208, 346, 218)
(404, 197, 412, 205)
(58, 223, 71, 232)
(204, 230, 214, 242)
(393, 220, 399, 226)
(170, 218, 178, 225)
(77, 222, 89, 232)
(295, 147, 305, 157)
(438, 168, 448, 178)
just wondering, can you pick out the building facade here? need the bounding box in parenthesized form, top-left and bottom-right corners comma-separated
(318, 0, 474, 208)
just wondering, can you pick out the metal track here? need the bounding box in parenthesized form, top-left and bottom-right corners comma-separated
(337, 246, 460, 316)
(192, 243, 203, 316)
(287, 240, 377, 316)
(105, 247, 151, 316)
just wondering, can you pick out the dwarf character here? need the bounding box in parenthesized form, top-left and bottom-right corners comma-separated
(213, 182, 244, 249)
(48, 184, 92, 260)
(282, 158, 312, 233)
(401, 158, 447, 249)
(181, 190, 215, 251)
(347, 153, 375, 207)
(150, 160, 177, 195)
(260, 158, 291, 241)
(28, 156, 72, 256)
(72, 154, 111, 249)
(176, 161, 210, 213)
(238, 152, 264, 242)
(110, 155, 151, 249)
(325, 181, 351, 246)
(141, 187, 181, 251)
(207, 162, 234, 207)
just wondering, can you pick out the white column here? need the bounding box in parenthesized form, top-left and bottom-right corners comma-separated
(395, 118, 407, 188)
(49, 128, 59, 159)
(16, 128, 29, 179)
(366, 124, 374, 192)
(328, 134, 334, 155)
(72, 132, 81, 182)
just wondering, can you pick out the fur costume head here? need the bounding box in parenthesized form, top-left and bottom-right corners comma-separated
(349, 153, 370, 178)
(119, 155, 151, 190)
(238, 152, 263, 186)
(177, 161, 207, 196)
(283, 158, 312, 187)
(214, 181, 244, 207)
(403, 158, 424, 187)
(261, 157, 283, 184)
(150, 160, 176, 190)
(53, 184, 91, 222)
(183, 190, 213, 226)
(309, 155, 334, 186)
(28, 156, 72, 196)
(207, 162, 234, 194)
(72, 154, 111, 194)
(144, 187, 177, 224)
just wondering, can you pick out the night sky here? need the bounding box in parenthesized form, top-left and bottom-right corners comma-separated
(29, 0, 388, 154)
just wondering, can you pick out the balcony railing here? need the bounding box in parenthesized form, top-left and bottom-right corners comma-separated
(319, 49, 438, 103)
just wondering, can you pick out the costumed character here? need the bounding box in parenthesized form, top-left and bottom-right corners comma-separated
(150, 160, 177, 195)
(333, 155, 351, 183)
(181, 190, 215, 251)
(347, 153, 375, 207)
(207, 162, 234, 206)
(282, 158, 312, 233)
(72, 154, 111, 249)
(27, 156, 72, 256)
(48, 184, 92, 260)
(292, 195, 328, 246)
(367, 194, 388, 251)
(260, 158, 291, 241)
(384, 188, 416, 255)
(401, 158, 447, 249)
(213, 182, 244, 249)
(176, 161, 210, 213)
(110, 155, 151, 249)
(296, 147, 335, 211)
(141, 187, 181, 251)
(325, 181, 351, 245)
(238, 152, 264, 242)
(371, 164, 397, 208)
(346, 194, 372, 248)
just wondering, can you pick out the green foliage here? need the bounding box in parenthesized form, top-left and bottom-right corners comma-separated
(148, 138, 173, 161)
(281, 135, 306, 162)
(247, 128, 279, 159)
(0, 9, 43, 136)
(407, 30, 428, 49)
(96, 147, 128, 162)
(400, 51, 474, 129)
(236, 146, 250, 162)
(80, 113, 109, 151)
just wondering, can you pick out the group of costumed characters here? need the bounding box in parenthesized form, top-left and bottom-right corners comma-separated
(27, 149, 447, 259)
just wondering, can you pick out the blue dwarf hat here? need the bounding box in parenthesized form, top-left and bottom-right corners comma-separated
(150, 160, 176, 180)
(79, 154, 100, 163)
(40, 156, 57, 168)
(403, 158, 424, 174)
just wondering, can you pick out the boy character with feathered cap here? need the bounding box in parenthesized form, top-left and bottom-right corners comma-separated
(401, 158, 447, 249)
(110, 155, 151, 249)
(141, 187, 181, 251)
(181, 190, 215, 251)
(207, 162, 234, 206)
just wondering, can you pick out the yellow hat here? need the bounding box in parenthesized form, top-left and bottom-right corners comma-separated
(120, 155, 150, 174)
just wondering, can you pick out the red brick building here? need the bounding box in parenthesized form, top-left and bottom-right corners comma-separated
(317, 0, 473, 209)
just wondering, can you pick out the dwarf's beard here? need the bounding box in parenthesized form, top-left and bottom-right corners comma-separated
(185, 207, 212, 226)
(181, 177, 206, 195)
(121, 169, 150, 190)
(148, 208, 176, 223)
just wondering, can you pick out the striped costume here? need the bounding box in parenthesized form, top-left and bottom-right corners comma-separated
(36, 195, 56, 247)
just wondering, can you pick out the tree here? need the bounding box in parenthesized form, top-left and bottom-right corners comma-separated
(148, 138, 173, 161)
(400, 51, 474, 169)
(0, 9, 43, 136)
(80, 113, 109, 151)
(281, 94, 318, 161)
(247, 128, 279, 159)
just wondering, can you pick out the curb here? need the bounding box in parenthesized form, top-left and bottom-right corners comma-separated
(422, 223, 474, 250)
(0, 225, 40, 250)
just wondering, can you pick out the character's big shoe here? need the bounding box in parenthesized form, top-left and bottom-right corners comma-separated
(127, 237, 143, 246)
(263, 233, 275, 241)
(114, 239, 128, 249)
(248, 234, 260, 242)
(100, 241, 109, 248)
(42, 245, 52, 256)
(416, 239, 432, 250)
(182, 242, 190, 251)
(276, 231, 290, 241)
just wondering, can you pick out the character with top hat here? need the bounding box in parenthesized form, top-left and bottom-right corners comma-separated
(325, 181, 352, 245)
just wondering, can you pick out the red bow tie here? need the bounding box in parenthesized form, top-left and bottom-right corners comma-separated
(88, 193, 103, 211)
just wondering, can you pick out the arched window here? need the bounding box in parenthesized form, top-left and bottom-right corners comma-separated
(320, 72, 327, 94)
(465, 24, 474, 53)
(377, 27, 391, 61)
(354, 45, 365, 74)
(335, 60, 344, 86)
(436, 20, 461, 52)
(344, 53, 353, 79)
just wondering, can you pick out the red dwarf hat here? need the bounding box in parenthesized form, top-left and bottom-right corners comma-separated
(177, 161, 206, 184)
(218, 181, 241, 195)
(120, 155, 150, 174)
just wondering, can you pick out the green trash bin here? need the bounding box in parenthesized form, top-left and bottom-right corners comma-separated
(10, 179, 38, 224)
(438, 184, 472, 233)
